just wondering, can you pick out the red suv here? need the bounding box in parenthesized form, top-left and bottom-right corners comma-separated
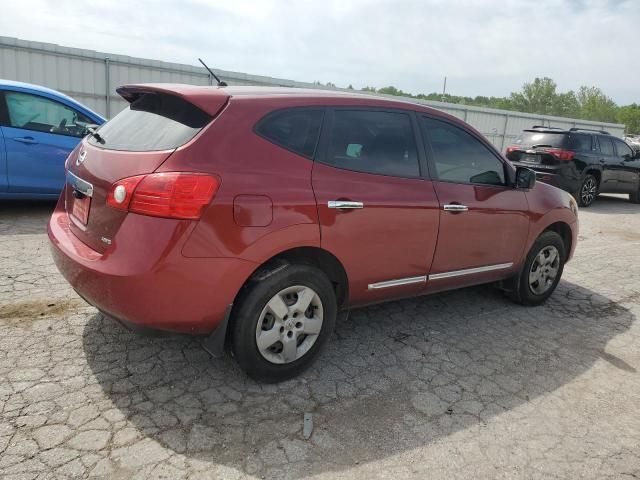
(49, 85, 578, 382)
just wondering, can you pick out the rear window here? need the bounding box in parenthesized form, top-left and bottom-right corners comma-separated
(255, 108, 324, 159)
(89, 93, 211, 151)
(513, 131, 569, 149)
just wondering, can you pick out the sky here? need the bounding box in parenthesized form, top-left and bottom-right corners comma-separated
(0, 0, 638, 104)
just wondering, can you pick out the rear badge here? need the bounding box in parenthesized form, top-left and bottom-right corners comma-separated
(101, 237, 112, 245)
(76, 150, 87, 166)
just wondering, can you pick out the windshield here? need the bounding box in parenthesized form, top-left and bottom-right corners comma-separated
(88, 92, 211, 151)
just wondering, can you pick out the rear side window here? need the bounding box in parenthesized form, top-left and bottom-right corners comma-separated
(598, 136, 615, 156)
(89, 93, 210, 151)
(255, 109, 323, 159)
(567, 134, 593, 152)
(323, 110, 420, 177)
(422, 117, 505, 186)
(513, 131, 568, 148)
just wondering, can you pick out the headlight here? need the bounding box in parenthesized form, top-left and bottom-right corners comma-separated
(568, 193, 578, 216)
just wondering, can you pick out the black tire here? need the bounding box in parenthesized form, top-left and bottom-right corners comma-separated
(231, 263, 337, 383)
(629, 188, 640, 204)
(576, 174, 598, 207)
(508, 231, 565, 306)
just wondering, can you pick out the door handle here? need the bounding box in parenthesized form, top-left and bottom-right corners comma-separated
(443, 204, 469, 212)
(328, 200, 364, 209)
(13, 136, 38, 145)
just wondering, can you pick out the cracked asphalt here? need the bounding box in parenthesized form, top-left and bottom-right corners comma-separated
(1, 195, 639, 479)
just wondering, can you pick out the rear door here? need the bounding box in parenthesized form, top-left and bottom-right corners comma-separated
(612, 138, 640, 192)
(420, 116, 529, 291)
(1, 90, 92, 194)
(312, 108, 440, 305)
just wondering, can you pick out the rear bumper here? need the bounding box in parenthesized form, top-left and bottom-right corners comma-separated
(48, 199, 257, 334)
(512, 163, 579, 194)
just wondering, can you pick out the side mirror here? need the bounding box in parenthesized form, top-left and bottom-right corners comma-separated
(516, 167, 536, 189)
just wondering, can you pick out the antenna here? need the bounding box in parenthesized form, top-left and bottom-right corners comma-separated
(198, 58, 227, 87)
(441, 76, 447, 101)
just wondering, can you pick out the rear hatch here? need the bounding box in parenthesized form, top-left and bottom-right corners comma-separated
(505, 130, 578, 166)
(65, 87, 227, 253)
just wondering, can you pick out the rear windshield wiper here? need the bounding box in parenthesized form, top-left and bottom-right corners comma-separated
(87, 125, 105, 144)
(531, 144, 553, 149)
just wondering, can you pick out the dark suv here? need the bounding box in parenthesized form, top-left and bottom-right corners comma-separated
(506, 127, 640, 207)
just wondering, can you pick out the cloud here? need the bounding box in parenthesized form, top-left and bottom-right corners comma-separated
(0, 0, 638, 103)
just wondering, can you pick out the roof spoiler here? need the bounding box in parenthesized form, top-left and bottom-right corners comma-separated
(530, 125, 564, 130)
(116, 84, 230, 117)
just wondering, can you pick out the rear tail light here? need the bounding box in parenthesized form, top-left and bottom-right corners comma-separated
(505, 146, 519, 155)
(541, 148, 575, 161)
(107, 175, 145, 209)
(107, 172, 220, 220)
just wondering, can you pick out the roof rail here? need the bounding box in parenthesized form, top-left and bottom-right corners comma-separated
(569, 127, 610, 135)
(530, 125, 564, 130)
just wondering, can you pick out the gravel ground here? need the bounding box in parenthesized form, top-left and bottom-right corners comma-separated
(1, 195, 639, 479)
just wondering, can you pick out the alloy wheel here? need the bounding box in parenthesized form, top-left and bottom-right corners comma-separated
(528, 245, 560, 295)
(255, 285, 324, 364)
(581, 178, 597, 206)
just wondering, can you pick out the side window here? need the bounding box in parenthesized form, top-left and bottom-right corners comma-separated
(599, 136, 615, 156)
(324, 110, 420, 177)
(568, 134, 593, 152)
(422, 117, 505, 186)
(4, 91, 92, 138)
(613, 138, 634, 158)
(255, 108, 323, 159)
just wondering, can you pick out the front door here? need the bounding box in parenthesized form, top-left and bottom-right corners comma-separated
(419, 116, 530, 292)
(1, 91, 91, 194)
(612, 137, 640, 193)
(312, 108, 440, 305)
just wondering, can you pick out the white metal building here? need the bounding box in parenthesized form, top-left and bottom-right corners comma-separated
(0, 36, 626, 150)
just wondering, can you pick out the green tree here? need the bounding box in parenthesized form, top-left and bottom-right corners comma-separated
(576, 86, 618, 122)
(509, 77, 558, 115)
(377, 86, 410, 97)
(346, 78, 636, 130)
(618, 104, 640, 134)
(552, 91, 580, 117)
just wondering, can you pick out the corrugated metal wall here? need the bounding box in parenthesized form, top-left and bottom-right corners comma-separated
(0, 36, 626, 148)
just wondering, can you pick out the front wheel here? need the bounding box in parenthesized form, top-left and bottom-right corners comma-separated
(508, 231, 565, 306)
(231, 263, 337, 383)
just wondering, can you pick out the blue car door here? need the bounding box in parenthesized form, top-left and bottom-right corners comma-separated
(0, 126, 7, 192)
(1, 90, 92, 194)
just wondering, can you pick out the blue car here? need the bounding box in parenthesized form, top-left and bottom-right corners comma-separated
(0, 80, 105, 199)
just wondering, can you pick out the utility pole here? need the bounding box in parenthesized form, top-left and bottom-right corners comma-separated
(442, 76, 447, 102)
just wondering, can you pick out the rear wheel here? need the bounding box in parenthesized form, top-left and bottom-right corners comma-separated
(508, 231, 565, 306)
(231, 263, 337, 382)
(576, 174, 598, 207)
(629, 187, 640, 204)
